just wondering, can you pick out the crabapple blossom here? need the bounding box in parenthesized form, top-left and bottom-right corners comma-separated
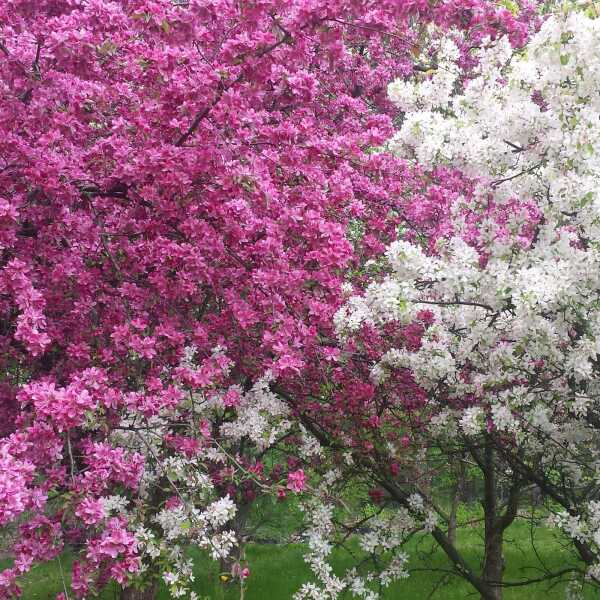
(287, 469, 307, 493)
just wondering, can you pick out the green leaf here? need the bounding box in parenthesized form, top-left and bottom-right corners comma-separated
(180, 520, 191, 531)
(580, 191, 594, 207)
(498, 0, 519, 15)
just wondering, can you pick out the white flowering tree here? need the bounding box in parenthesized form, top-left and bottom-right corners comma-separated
(335, 5, 600, 599)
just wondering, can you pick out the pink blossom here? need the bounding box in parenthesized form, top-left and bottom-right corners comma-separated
(75, 498, 105, 525)
(286, 469, 307, 493)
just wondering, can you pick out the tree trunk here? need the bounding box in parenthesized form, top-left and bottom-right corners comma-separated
(447, 499, 458, 547)
(120, 583, 158, 600)
(481, 530, 504, 600)
(480, 441, 504, 600)
(447, 457, 465, 546)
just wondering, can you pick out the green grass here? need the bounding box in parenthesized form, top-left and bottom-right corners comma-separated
(3, 518, 600, 599)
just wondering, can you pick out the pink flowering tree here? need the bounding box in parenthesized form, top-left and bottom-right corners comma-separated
(0, 0, 536, 598)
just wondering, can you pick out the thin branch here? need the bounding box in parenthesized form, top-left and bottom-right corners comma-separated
(175, 25, 294, 147)
(491, 161, 543, 189)
(410, 299, 496, 312)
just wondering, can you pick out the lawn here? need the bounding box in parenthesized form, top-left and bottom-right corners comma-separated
(3, 516, 599, 599)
